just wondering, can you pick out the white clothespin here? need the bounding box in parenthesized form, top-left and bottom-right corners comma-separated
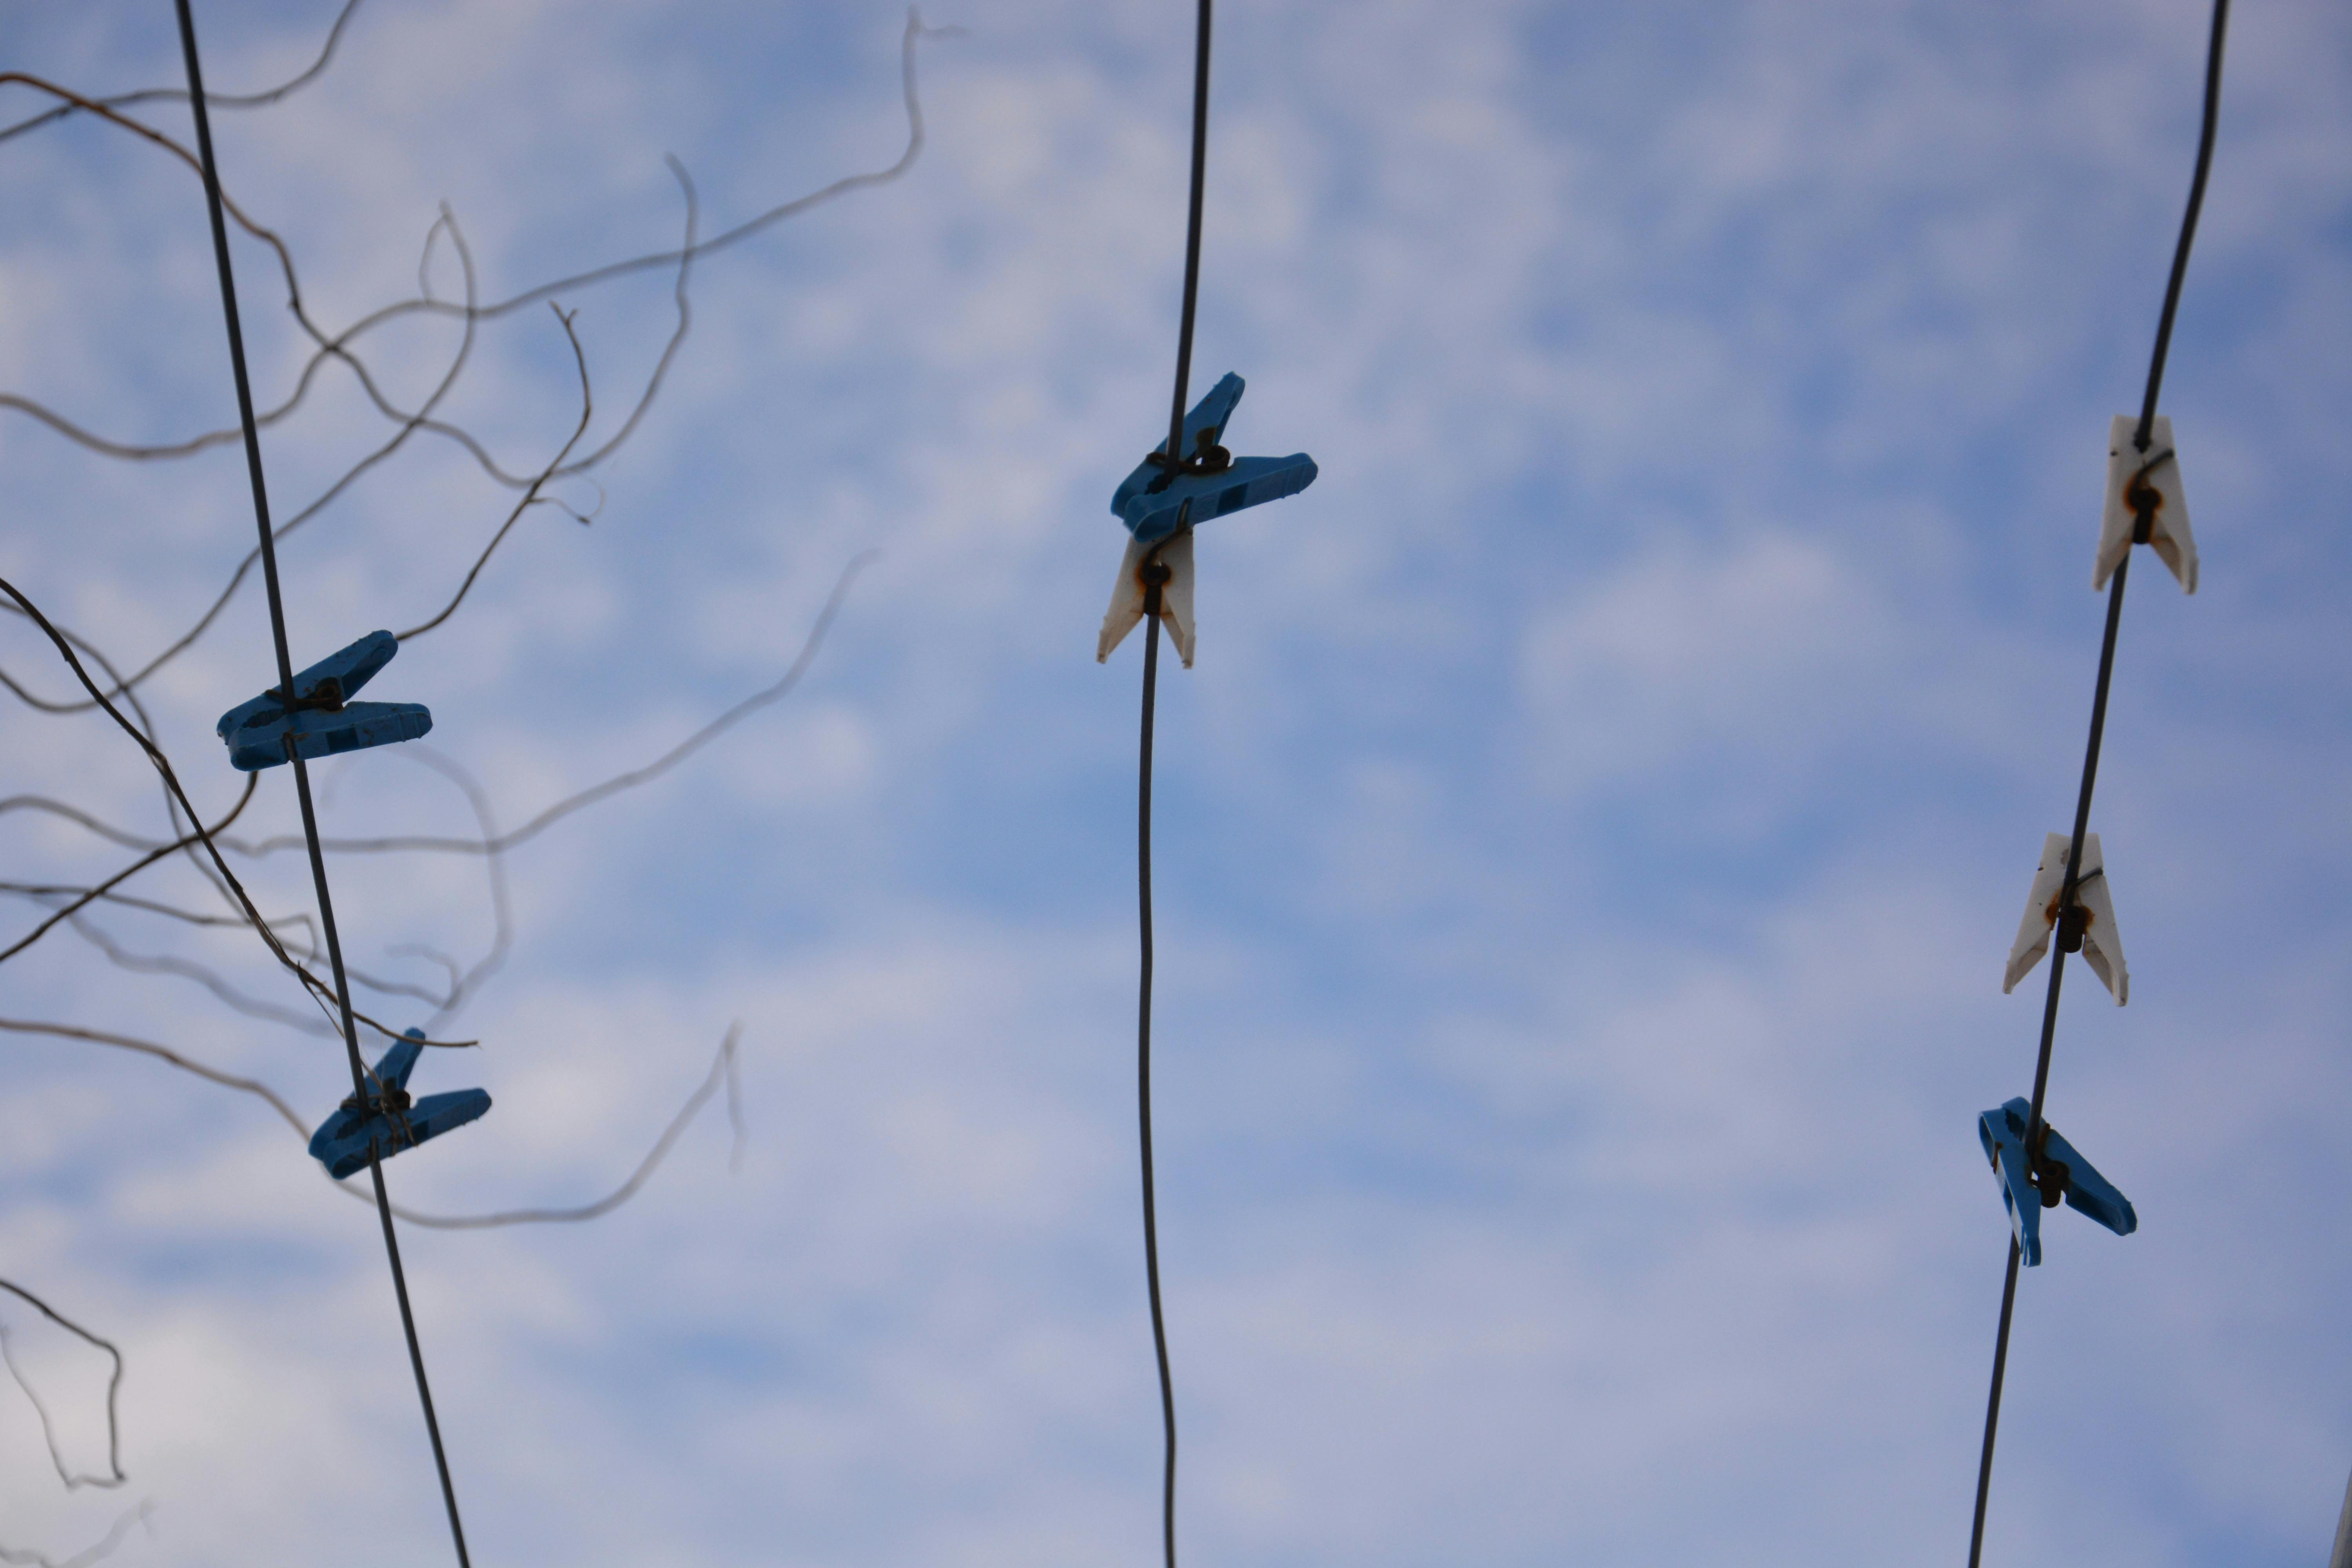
(2004, 831, 2128, 1005)
(1098, 528, 1196, 668)
(2095, 414, 2197, 594)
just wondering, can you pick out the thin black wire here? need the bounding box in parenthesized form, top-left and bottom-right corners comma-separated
(1967, 5, 2227, 1561)
(1163, 0, 1214, 472)
(1134, 5, 1213, 1565)
(1966, 1239, 2022, 1568)
(171, 4, 470, 1563)
(1137, 574, 1178, 1568)
(2136, 0, 2232, 454)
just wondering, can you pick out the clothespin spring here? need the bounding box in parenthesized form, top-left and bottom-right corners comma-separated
(2125, 448, 2176, 545)
(1142, 426, 1234, 493)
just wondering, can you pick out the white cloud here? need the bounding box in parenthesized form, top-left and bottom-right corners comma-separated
(4, 0, 2350, 1563)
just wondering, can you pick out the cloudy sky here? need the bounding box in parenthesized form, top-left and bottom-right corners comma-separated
(2, 0, 2348, 1563)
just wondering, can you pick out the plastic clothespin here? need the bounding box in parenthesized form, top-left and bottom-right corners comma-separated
(2004, 831, 2128, 1004)
(307, 1028, 491, 1180)
(1100, 528, 1198, 668)
(216, 630, 432, 772)
(2095, 414, 2197, 594)
(1976, 1096, 2136, 1267)
(1098, 372, 1318, 667)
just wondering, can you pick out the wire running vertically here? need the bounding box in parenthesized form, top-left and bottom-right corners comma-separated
(1134, 5, 1213, 1566)
(1966, 5, 2228, 1563)
(1136, 565, 1177, 1568)
(172, 4, 472, 1564)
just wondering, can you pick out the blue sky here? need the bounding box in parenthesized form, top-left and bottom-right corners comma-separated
(2, 1, 2349, 1563)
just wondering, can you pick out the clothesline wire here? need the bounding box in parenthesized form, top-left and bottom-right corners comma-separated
(1967, 4, 2228, 1563)
(171, 2, 471, 1564)
(1161, 0, 1215, 474)
(2135, 0, 2231, 454)
(1136, 577, 1178, 1568)
(1134, 5, 1214, 1568)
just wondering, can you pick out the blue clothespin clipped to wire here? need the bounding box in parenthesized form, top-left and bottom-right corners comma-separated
(1098, 372, 1318, 668)
(309, 1029, 491, 1180)
(1976, 1097, 2136, 1267)
(216, 629, 431, 771)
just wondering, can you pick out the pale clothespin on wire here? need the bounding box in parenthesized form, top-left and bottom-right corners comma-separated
(2094, 414, 2198, 595)
(2004, 831, 2129, 1005)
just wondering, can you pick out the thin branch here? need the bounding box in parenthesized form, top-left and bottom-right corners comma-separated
(557, 153, 699, 476)
(346, 1024, 746, 1229)
(0, 14, 937, 726)
(0, 882, 316, 944)
(61, 911, 338, 1036)
(0, 10, 951, 479)
(0, 775, 259, 967)
(396, 749, 513, 1027)
(0, 74, 317, 346)
(0, 1504, 153, 1568)
(0, 1016, 748, 1231)
(396, 302, 595, 641)
(0, 1280, 129, 1490)
(0, 576, 470, 1051)
(0, 1017, 309, 1134)
(0, 0, 365, 142)
(225, 552, 875, 860)
(0, 205, 481, 714)
(0, 797, 164, 854)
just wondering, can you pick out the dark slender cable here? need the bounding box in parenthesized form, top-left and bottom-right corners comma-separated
(1162, 0, 1213, 471)
(172, 4, 470, 1561)
(2136, 0, 2230, 453)
(1969, 948, 2067, 1568)
(1967, 4, 2227, 1556)
(1137, 573, 1178, 1568)
(1966, 1239, 2024, 1568)
(2034, 552, 2132, 1126)
(1131, 5, 1212, 1562)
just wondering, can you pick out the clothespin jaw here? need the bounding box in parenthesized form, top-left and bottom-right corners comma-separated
(2004, 831, 2129, 1004)
(1100, 528, 1196, 667)
(373, 1026, 427, 1096)
(1977, 1097, 2137, 1267)
(1121, 452, 1319, 548)
(307, 1027, 490, 1180)
(2095, 415, 2197, 594)
(1978, 1101, 2047, 1266)
(216, 630, 433, 771)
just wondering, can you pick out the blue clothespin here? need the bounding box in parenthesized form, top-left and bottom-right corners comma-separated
(1110, 373, 1318, 547)
(216, 630, 432, 771)
(309, 1028, 491, 1180)
(1976, 1096, 2136, 1266)
(1099, 373, 1318, 667)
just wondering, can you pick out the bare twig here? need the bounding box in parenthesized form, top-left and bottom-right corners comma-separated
(0, 1280, 129, 1489)
(0, 0, 365, 141)
(225, 551, 877, 860)
(0, 775, 260, 968)
(0, 206, 482, 715)
(396, 303, 595, 641)
(0, 1017, 749, 1230)
(0, 12, 948, 479)
(0, 576, 470, 1050)
(344, 1024, 747, 1229)
(61, 911, 341, 1035)
(0, 1503, 154, 1568)
(395, 749, 513, 1027)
